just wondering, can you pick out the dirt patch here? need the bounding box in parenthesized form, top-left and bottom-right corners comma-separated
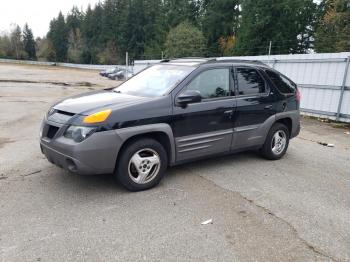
(0, 79, 97, 87)
(302, 115, 350, 130)
(0, 138, 15, 149)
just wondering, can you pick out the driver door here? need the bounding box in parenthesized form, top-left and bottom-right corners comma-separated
(171, 67, 236, 162)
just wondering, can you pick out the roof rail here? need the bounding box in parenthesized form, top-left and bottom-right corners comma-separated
(161, 57, 215, 63)
(211, 58, 267, 65)
(160, 57, 268, 66)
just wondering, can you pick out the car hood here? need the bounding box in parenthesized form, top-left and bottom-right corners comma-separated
(53, 90, 150, 115)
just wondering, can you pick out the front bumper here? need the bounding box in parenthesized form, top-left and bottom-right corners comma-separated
(40, 120, 122, 175)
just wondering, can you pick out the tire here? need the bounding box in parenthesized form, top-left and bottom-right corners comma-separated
(260, 123, 290, 160)
(115, 138, 168, 191)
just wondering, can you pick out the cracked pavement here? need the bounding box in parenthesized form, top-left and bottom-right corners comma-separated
(1, 63, 350, 261)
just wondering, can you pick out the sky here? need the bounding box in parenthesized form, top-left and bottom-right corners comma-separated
(0, 0, 101, 38)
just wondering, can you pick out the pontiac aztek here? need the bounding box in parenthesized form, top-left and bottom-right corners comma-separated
(40, 58, 300, 191)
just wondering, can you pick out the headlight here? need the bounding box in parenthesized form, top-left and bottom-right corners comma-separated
(64, 126, 96, 143)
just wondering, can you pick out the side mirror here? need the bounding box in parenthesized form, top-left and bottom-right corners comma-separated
(176, 90, 202, 107)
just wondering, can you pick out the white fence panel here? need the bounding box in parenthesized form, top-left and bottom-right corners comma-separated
(223, 53, 350, 122)
(1, 54, 350, 122)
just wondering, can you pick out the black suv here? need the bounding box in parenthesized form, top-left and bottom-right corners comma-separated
(40, 58, 300, 191)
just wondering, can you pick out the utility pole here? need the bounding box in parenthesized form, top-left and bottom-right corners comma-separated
(161, 51, 164, 60)
(268, 41, 272, 56)
(125, 52, 129, 81)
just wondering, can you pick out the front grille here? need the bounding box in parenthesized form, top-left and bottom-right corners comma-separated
(48, 110, 75, 124)
(46, 125, 59, 139)
(57, 110, 75, 116)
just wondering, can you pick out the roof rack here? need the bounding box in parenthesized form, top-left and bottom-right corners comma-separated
(160, 57, 215, 63)
(211, 58, 267, 65)
(160, 57, 268, 67)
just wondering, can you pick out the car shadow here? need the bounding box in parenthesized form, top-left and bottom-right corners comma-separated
(46, 150, 261, 194)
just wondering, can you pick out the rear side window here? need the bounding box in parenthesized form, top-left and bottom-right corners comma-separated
(265, 70, 296, 94)
(236, 68, 266, 96)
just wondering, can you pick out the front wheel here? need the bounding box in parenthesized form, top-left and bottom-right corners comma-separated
(115, 138, 168, 191)
(260, 123, 290, 160)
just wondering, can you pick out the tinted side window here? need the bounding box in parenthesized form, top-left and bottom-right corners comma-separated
(236, 68, 266, 95)
(265, 70, 296, 94)
(185, 68, 230, 99)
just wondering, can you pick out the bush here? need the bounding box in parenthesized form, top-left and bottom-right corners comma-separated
(165, 21, 206, 58)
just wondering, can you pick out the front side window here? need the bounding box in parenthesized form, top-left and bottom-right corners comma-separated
(114, 64, 195, 97)
(236, 68, 266, 96)
(184, 68, 230, 99)
(265, 70, 296, 94)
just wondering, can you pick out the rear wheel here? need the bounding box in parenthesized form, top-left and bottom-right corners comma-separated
(260, 123, 289, 160)
(115, 138, 168, 191)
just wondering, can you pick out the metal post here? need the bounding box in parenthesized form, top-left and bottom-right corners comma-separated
(125, 52, 129, 81)
(268, 41, 273, 67)
(336, 56, 350, 121)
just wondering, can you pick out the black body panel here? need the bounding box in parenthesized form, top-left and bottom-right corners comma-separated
(44, 59, 300, 167)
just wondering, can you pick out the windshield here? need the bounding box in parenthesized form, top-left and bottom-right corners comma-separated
(114, 64, 195, 97)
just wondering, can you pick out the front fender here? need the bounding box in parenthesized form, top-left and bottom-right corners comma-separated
(115, 123, 176, 165)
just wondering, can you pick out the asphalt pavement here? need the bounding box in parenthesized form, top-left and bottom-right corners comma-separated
(1, 63, 349, 261)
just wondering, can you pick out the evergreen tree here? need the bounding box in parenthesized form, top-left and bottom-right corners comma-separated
(36, 0, 327, 63)
(47, 12, 69, 62)
(143, 0, 167, 59)
(126, 0, 146, 59)
(236, 0, 317, 55)
(165, 21, 206, 58)
(163, 0, 199, 29)
(66, 6, 83, 36)
(315, 0, 350, 52)
(81, 4, 104, 63)
(201, 0, 240, 56)
(23, 23, 37, 60)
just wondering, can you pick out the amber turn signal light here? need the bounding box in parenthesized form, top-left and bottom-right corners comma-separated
(83, 109, 112, 124)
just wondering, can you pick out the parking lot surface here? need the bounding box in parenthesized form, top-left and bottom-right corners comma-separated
(1, 63, 350, 262)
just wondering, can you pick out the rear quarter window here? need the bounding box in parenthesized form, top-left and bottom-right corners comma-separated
(265, 70, 296, 94)
(236, 67, 266, 96)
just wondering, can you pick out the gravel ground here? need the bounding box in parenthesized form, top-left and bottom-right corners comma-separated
(0, 63, 350, 262)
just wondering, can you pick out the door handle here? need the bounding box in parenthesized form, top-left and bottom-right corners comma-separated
(224, 110, 233, 119)
(264, 105, 273, 110)
(224, 110, 233, 115)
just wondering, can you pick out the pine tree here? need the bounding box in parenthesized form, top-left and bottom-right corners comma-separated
(163, 0, 199, 29)
(201, 0, 240, 56)
(236, 0, 317, 55)
(23, 23, 37, 60)
(66, 6, 83, 36)
(143, 0, 167, 59)
(81, 4, 104, 63)
(315, 0, 350, 52)
(47, 12, 69, 62)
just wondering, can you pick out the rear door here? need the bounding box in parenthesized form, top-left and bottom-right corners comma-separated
(171, 66, 236, 162)
(232, 66, 277, 149)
